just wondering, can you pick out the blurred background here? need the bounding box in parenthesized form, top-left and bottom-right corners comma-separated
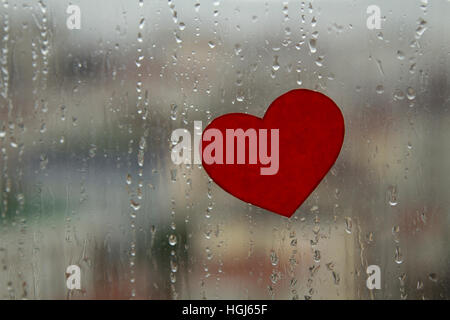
(0, 0, 449, 299)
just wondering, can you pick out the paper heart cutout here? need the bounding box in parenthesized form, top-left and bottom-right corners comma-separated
(202, 89, 345, 217)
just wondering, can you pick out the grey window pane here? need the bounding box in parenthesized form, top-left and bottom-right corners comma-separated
(0, 0, 449, 299)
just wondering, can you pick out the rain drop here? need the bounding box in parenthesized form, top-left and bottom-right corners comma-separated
(168, 234, 177, 246)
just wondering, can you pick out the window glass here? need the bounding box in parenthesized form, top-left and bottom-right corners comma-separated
(0, 0, 449, 299)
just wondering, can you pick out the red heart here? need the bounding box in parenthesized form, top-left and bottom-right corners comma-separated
(201, 89, 345, 217)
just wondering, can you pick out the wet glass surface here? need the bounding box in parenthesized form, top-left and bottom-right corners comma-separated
(0, 0, 449, 299)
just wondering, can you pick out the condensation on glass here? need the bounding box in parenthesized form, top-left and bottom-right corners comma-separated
(0, 0, 449, 299)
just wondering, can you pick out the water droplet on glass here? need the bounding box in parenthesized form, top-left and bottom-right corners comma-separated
(406, 87, 416, 100)
(393, 89, 405, 101)
(308, 39, 317, 54)
(428, 273, 438, 282)
(388, 186, 398, 206)
(270, 250, 279, 266)
(170, 104, 178, 120)
(415, 18, 427, 39)
(417, 280, 424, 290)
(169, 234, 177, 246)
(170, 256, 178, 273)
(313, 250, 321, 262)
(89, 144, 97, 158)
(270, 270, 281, 284)
(392, 225, 400, 242)
(395, 246, 403, 264)
(345, 217, 352, 234)
(272, 55, 280, 71)
(130, 200, 141, 211)
(376, 85, 384, 94)
(139, 17, 145, 29)
(332, 271, 340, 285)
